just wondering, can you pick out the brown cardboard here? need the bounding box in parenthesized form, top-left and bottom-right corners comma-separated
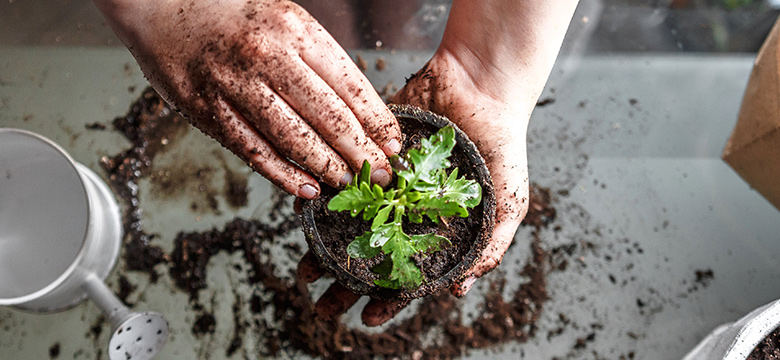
(723, 17, 780, 212)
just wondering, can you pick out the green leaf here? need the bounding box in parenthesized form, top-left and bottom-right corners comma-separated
(389, 248, 423, 289)
(374, 278, 401, 289)
(397, 126, 457, 187)
(411, 233, 451, 254)
(328, 162, 391, 221)
(370, 223, 400, 248)
(379, 233, 425, 289)
(371, 205, 393, 231)
(358, 160, 372, 185)
(347, 231, 381, 258)
(407, 211, 423, 224)
(372, 256, 394, 276)
(406, 191, 422, 203)
(410, 168, 481, 222)
(372, 183, 384, 200)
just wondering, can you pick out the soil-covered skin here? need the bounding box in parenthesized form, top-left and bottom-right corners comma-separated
(748, 326, 780, 359)
(104, 88, 559, 359)
(308, 118, 484, 295)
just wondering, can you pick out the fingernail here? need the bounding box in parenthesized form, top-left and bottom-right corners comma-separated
(383, 139, 401, 155)
(339, 171, 354, 186)
(371, 169, 390, 186)
(297, 184, 319, 199)
(459, 276, 478, 296)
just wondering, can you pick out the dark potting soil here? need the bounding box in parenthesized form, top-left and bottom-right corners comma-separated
(307, 118, 484, 294)
(105, 88, 558, 359)
(748, 326, 780, 360)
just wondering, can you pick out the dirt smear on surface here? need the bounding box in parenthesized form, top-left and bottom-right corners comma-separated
(102, 87, 250, 279)
(164, 185, 554, 360)
(100, 88, 186, 280)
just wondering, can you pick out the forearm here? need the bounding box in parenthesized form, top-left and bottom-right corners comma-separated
(439, 0, 579, 110)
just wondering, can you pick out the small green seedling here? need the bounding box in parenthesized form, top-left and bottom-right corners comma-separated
(327, 126, 482, 289)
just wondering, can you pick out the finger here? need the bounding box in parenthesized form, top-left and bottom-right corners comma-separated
(214, 69, 354, 189)
(199, 97, 321, 199)
(296, 251, 325, 283)
(361, 299, 409, 327)
(262, 52, 393, 186)
(314, 282, 361, 321)
(299, 33, 402, 157)
(450, 213, 524, 298)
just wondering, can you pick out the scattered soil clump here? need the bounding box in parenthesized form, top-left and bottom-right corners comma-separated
(48, 342, 60, 359)
(100, 88, 187, 280)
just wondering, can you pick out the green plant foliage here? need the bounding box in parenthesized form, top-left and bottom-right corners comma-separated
(328, 126, 481, 289)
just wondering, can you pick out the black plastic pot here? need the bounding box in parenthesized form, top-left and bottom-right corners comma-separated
(300, 104, 496, 301)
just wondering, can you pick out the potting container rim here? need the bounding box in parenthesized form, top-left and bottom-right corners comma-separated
(301, 105, 495, 300)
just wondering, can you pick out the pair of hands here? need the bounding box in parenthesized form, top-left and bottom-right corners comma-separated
(95, 0, 577, 326)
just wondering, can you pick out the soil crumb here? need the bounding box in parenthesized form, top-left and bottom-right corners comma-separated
(525, 185, 557, 228)
(694, 269, 714, 286)
(375, 57, 386, 71)
(48, 342, 60, 359)
(355, 54, 367, 72)
(117, 275, 135, 305)
(89, 316, 106, 339)
(222, 159, 249, 209)
(84, 122, 106, 130)
(536, 97, 556, 107)
(193, 313, 217, 335)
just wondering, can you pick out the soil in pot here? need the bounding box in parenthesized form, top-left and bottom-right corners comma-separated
(748, 326, 780, 359)
(303, 105, 495, 300)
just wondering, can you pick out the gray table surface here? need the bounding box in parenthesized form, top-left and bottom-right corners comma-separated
(1, 47, 779, 360)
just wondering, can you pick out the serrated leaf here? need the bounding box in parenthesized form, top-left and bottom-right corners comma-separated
(377, 233, 424, 289)
(409, 167, 481, 221)
(389, 249, 423, 289)
(328, 180, 388, 220)
(408, 211, 423, 224)
(397, 126, 456, 187)
(412, 233, 451, 254)
(347, 231, 381, 258)
(370, 223, 400, 248)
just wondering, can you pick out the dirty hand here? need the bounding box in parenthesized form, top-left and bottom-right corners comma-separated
(299, 0, 579, 326)
(92, 0, 402, 199)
